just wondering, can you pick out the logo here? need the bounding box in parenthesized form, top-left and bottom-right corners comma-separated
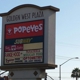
(14, 24, 43, 34)
(5, 44, 23, 52)
(7, 28, 12, 35)
(11, 45, 16, 50)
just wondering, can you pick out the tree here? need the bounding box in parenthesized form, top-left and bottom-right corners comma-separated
(71, 68, 80, 80)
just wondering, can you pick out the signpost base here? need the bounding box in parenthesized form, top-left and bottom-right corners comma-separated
(8, 78, 41, 80)
(8, 69, 45, 80)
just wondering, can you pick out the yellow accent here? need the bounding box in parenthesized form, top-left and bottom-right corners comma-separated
(23, 42, 43, 50)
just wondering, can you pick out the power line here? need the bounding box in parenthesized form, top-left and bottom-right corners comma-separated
(0, 48, 76, 60)
(47, 72, 72, 73)
(56, 42, 80, 47)
(0, 48, 80, 62)
(56, 55, 80, 61)
(56, 55, 72, 59)
(49, 77, 75, 79)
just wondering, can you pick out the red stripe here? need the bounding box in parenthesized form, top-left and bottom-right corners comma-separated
(5, 20, 44, 39)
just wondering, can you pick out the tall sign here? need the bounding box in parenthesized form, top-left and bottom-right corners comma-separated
(0, 4, 59, 70)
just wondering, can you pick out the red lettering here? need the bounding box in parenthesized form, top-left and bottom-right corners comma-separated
(5, 53, 12, 57)
(23, 57, 27, 60)
(14, 24, 43, 34)
(13, 52, 20, 56)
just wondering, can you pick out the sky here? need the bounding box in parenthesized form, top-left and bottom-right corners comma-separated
(0, 0, 80, 80)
